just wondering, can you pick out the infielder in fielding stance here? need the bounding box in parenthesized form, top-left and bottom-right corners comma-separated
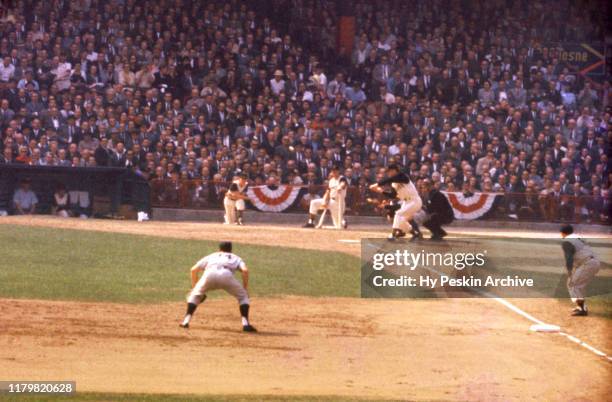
(560, 224, 600, 316)
(180, 241, 256, 332)
(369, 164, 422, 240)
(224, 173, 249, 225)
(303, 165, 348, 229)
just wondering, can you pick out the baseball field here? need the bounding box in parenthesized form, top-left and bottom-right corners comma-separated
(0, 216, 610, 401)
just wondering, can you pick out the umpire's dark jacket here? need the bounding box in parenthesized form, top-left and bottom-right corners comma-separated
(427, 189, 454, 224)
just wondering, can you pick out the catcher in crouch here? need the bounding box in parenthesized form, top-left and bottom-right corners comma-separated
(224, 173, 249, 225)
(369, 164, 422, 240)
(303, 165, 348, 229)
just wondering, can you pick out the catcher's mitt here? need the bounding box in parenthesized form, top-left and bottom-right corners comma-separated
(366, 197, 401, 221)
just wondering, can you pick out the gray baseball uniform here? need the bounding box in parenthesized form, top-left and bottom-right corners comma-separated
(562, 235, 600, 301)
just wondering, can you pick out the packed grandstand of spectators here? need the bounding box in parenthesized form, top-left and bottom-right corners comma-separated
(0, 0, 609, 223)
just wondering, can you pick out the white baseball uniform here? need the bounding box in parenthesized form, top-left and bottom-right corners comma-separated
(187, 251, 250, 305)
(309, 175, 348, 228)
(224, 179, 248, 224)
(380, 173, 422, 233)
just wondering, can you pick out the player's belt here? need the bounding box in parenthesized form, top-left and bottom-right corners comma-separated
(212, 266, 233, 271)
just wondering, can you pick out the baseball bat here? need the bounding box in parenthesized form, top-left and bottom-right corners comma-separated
(316, 208, 328, 228)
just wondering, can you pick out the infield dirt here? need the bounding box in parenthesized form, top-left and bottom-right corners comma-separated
(0, 216, 610, 400)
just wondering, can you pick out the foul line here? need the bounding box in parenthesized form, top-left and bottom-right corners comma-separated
(427, 265, 612, 362)
(361, 241, 612, 362)
(483, 290, 611, 362)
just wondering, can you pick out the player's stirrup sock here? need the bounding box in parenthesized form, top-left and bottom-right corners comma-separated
(182, 303, 198, 325)
(239, 304, 250, 326)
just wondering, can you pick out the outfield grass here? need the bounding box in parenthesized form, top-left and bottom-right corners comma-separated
(1, 224, 609, 313)
(0, 225, 360, 303)
(0, 392, 400, 402)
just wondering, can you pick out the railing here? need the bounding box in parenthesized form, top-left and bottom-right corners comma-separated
(149, 178, 610, 225)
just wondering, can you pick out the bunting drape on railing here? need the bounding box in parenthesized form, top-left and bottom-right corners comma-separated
(442, 191, 501, 220)
(246, 185, 302, 212)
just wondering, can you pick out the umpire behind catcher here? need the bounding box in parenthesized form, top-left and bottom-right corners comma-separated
(417, 180, 454, 240)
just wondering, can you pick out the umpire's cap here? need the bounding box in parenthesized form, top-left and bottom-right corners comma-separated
(387, 163, 400, 172)
(219, 241, 232, 252)
(560, 224, 573, 235)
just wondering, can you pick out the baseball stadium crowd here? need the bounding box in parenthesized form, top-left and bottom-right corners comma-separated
(0, 0, 609, 223)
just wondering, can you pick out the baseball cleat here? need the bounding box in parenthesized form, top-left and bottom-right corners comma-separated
(571, 309, 588, 316)
(388, 229, 407, 241)
(243, 324, 257, 332)
(302, 222, 315, 228)
(409, 231, 423, 241)
(179, 322, 189, 328)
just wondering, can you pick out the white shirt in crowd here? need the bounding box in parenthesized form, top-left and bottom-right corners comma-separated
(0, 62, 15, 81)
(269, 78, 285, 95)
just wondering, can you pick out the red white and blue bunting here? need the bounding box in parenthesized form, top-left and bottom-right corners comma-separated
(247, 185, 302, 212)
(442, 191, 500, 220)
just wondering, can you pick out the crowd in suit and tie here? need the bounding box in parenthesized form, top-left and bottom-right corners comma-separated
(0, 0, 608, 223)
